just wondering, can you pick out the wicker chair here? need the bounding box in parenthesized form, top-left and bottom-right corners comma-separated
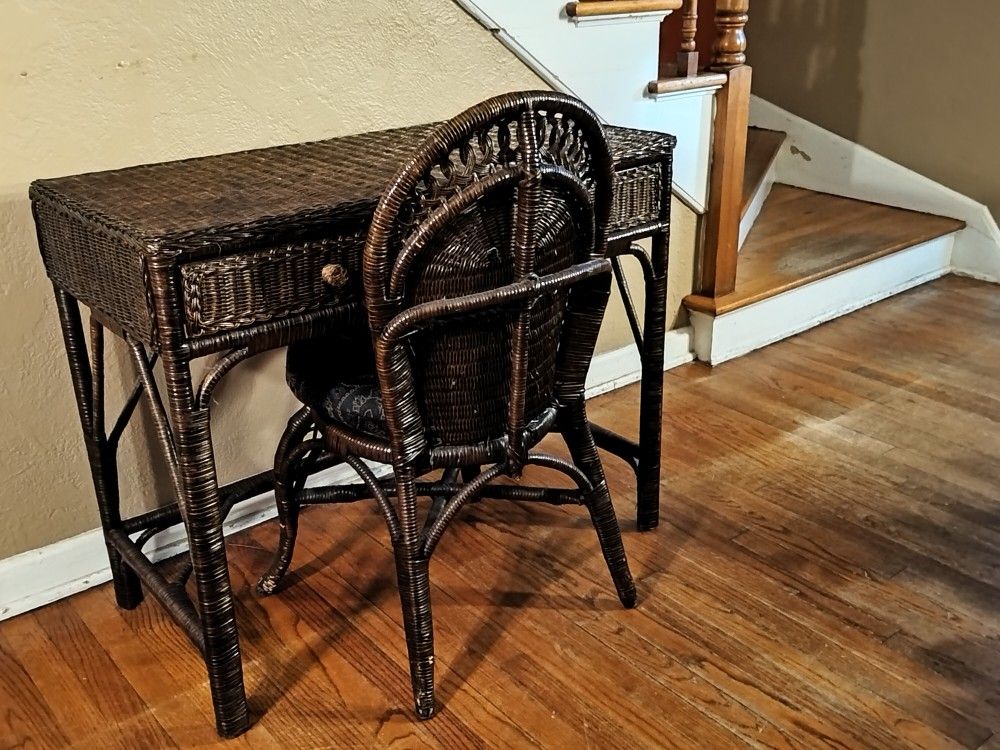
(257, 91, 636, 719)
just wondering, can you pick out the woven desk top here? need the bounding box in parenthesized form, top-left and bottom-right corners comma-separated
(32, 121, 675, 348)
(30, 123, 676, 257)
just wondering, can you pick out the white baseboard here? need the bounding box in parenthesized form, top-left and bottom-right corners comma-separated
(750, 96, 1000, 283)
(585, 325, 694, 397)
(690, 234, 957, 365)
(738, 157, 777, 251)
(1, 330, 693, 621)
(0, 462, 360, 622)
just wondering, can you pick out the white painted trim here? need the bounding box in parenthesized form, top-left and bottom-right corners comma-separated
(671, 183, 705, 215)
(0, 329, 694, 621)
(690, 234, 957, 365)
(738, 155, 777, 250)
(0, 461, 371, 622)
(646, 84, 724, 102)
(585, 326, 694, 397)
(569, 10, 674, 26)
(453, 0, 716, 213)
(750, 96, 1000, 283)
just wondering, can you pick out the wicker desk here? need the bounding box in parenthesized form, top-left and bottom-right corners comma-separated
(30, 122, 675, 736)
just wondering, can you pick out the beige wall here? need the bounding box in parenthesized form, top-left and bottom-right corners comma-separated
(748, 0, 1000, 221)
(0, 1, 697, 558)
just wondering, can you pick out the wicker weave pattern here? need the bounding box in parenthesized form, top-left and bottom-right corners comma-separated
(34, 201, 156, 342)
(30, 95, 674, 738)
(611, 162, 663, 231)
(31, 125, 671, 242)
(30, 124, 673, 348)
(180, 234, 363, 337)
(258, 91, 638, 723)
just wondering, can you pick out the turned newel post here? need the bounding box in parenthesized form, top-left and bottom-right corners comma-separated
(700, 0, 751, 296)
(676, 0, 699, 76)
(711, 0, 749, 70)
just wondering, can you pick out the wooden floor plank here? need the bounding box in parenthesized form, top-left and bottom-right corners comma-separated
(31, 605, 175, 748)
(282, 508, 702, 749)
(666, 471, 1000, 686)
(0, 615, 147, 750)
(2, 276, 998, 747)
(236, 525, 545, 750)
(653, 379, 1000, 589)
(0, 630, 71, 749)
(366, 508, 754, 749)
(423, 491, 844, 749)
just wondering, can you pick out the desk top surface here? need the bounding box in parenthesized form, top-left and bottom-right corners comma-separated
(30, 123, 675, 252)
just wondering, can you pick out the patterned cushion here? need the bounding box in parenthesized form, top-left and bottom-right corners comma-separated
(286, 330, 387, 437)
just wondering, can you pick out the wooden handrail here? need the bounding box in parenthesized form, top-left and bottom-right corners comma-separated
(658, 0, 748, 79)
(647, 71, 726, 95)
(567, 0, 682, 18)
(572, 0, 751, 300)
(710, 0, 750, 70)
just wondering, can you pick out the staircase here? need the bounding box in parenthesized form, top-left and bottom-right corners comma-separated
(684, 125, 968, 363)
(739, 127, 785, 248)
(456, 0, 997, 371)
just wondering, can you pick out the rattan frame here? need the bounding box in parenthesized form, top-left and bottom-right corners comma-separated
(257, 92, 636, 719)
(31, 94, 673, 737)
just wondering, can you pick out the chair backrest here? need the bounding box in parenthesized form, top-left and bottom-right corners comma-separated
(363, 91, 615, 471)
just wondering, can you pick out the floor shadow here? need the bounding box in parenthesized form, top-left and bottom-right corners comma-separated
(433, 513, 610, 714)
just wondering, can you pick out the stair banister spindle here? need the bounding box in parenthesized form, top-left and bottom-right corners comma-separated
(677, 0, 699, 76)
(711, 0, 749, 70)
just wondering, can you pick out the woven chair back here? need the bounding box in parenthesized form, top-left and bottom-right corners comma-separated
(363, 92, 615, 469)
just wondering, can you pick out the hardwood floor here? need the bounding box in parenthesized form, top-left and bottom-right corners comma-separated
(2, 276, 998, 749)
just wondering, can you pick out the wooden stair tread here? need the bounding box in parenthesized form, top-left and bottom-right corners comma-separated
(687, 185, 966, 315)
(741, 127, 786, 217)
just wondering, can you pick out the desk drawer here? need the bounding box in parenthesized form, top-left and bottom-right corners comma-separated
(180, 235, 363, 338)
(611, 163, 665, 232)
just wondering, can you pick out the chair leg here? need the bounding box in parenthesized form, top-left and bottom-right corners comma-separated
(392, 466, 436, 719)
(561, 399, 637, 609)
(257, 408, 313, 596)
(585, 481, 637, 609)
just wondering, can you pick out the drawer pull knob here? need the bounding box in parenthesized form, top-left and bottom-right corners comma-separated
(321, 263, 349, 289)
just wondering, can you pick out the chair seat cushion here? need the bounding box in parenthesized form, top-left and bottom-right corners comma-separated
(286, 332, 387, 438)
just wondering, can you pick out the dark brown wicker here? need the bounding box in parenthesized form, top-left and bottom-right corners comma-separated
(31, 123, 673, 349)
(258, 92, 636, 719)
(29, 91, 674, 737)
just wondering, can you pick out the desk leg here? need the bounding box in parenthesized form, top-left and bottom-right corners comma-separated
(158, 350, 250, 737)
(606, 234, 666, 531)
(635, 230, 667, 531)
(54, 289, 144, 609)
(56, 289, 248, 734)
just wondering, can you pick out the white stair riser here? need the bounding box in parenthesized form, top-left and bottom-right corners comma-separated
(691, 234, 957, 365)
(738, 155, 777, 251)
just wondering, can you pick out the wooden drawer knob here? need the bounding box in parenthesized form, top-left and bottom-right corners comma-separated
(321, 263, 349, 289)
